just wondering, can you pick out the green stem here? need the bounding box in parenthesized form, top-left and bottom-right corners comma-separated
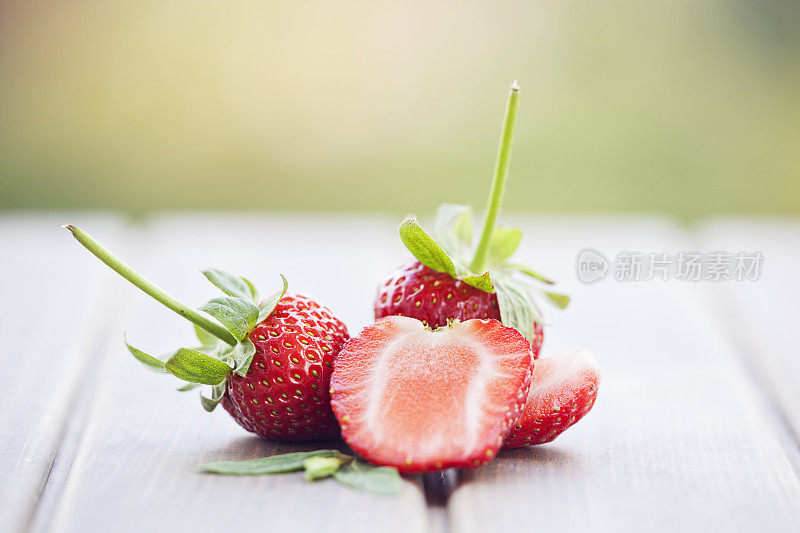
(470, 81, 521, 273)
(64, 225, 238, 346)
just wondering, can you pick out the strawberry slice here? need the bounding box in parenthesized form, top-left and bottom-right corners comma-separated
(504, 349, 599, 448)
(330, 316, 533, 473)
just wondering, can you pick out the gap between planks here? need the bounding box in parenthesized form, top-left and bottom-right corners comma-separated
(28, 231, 143, 533)
(697, 218, 800, 476)
(0, 214, 129, 533)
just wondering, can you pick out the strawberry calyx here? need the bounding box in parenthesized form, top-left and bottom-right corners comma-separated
(126, 271, 288, 411)
(395, 83, 569, 344)
(64, 224, 287, 412)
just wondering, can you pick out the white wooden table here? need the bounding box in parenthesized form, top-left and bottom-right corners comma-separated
(2, 213, 799, 533)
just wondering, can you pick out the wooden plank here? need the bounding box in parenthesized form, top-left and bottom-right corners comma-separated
(448, 216, 800, 532)
(699, 218, 800, 444)
(0, 214, 126, 533)
(44, 213, 430, 533)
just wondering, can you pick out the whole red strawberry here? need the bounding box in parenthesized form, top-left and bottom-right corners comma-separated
(375, 260, 544, 356)
(64, 225, 348, 442)
(223, 293, 348, 440)
(374, 82, 568, 350)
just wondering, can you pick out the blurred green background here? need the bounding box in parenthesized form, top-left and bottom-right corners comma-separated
(1, 0, 798, 218)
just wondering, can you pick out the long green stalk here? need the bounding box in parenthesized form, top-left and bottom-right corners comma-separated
(470, 81, 521, 273)
(64, 225, 237, 346)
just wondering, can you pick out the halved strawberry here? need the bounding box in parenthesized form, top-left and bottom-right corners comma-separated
(330, 316, 533, 473)
(504, 349, 599, 448)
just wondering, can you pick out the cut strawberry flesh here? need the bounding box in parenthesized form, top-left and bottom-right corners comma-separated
(331, 316, 533, 472)
(504, 349, 599, 448)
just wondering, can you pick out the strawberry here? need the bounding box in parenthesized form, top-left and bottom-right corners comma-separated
(330, 316, 533, 473)
(64, 225, 348, 441)
(504, 349, 599, 448)
(375, 260, 545, 356)
(374, 82, 568, 351)
(221, 293, 348, 440)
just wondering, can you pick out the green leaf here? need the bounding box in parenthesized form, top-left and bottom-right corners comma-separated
(241, 277, 259, 303)
(230, 338, 256, 377)
(177, 382, 201, 392)
(399, 216, 457, 277)
(124, 335, 166, 372)
(494, 278, 544, 344)
(257, 274, 289, 324)
(202, 268, 259, 302)
(164, 348, 232, 385)
(200, 380, 227, 412)
(462, 271, 494, 292)
(433, 204, 473, 255)
(541, 290, 570, 309)
(506, 263, 554, 284)
(303, 456, 344, 481)
(199, 297, 259, 341)
(199, 450, 348, 475)
(193, 323, 219, 347)
(488, 226, 522, 263)
(332, 460, 403, 495)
